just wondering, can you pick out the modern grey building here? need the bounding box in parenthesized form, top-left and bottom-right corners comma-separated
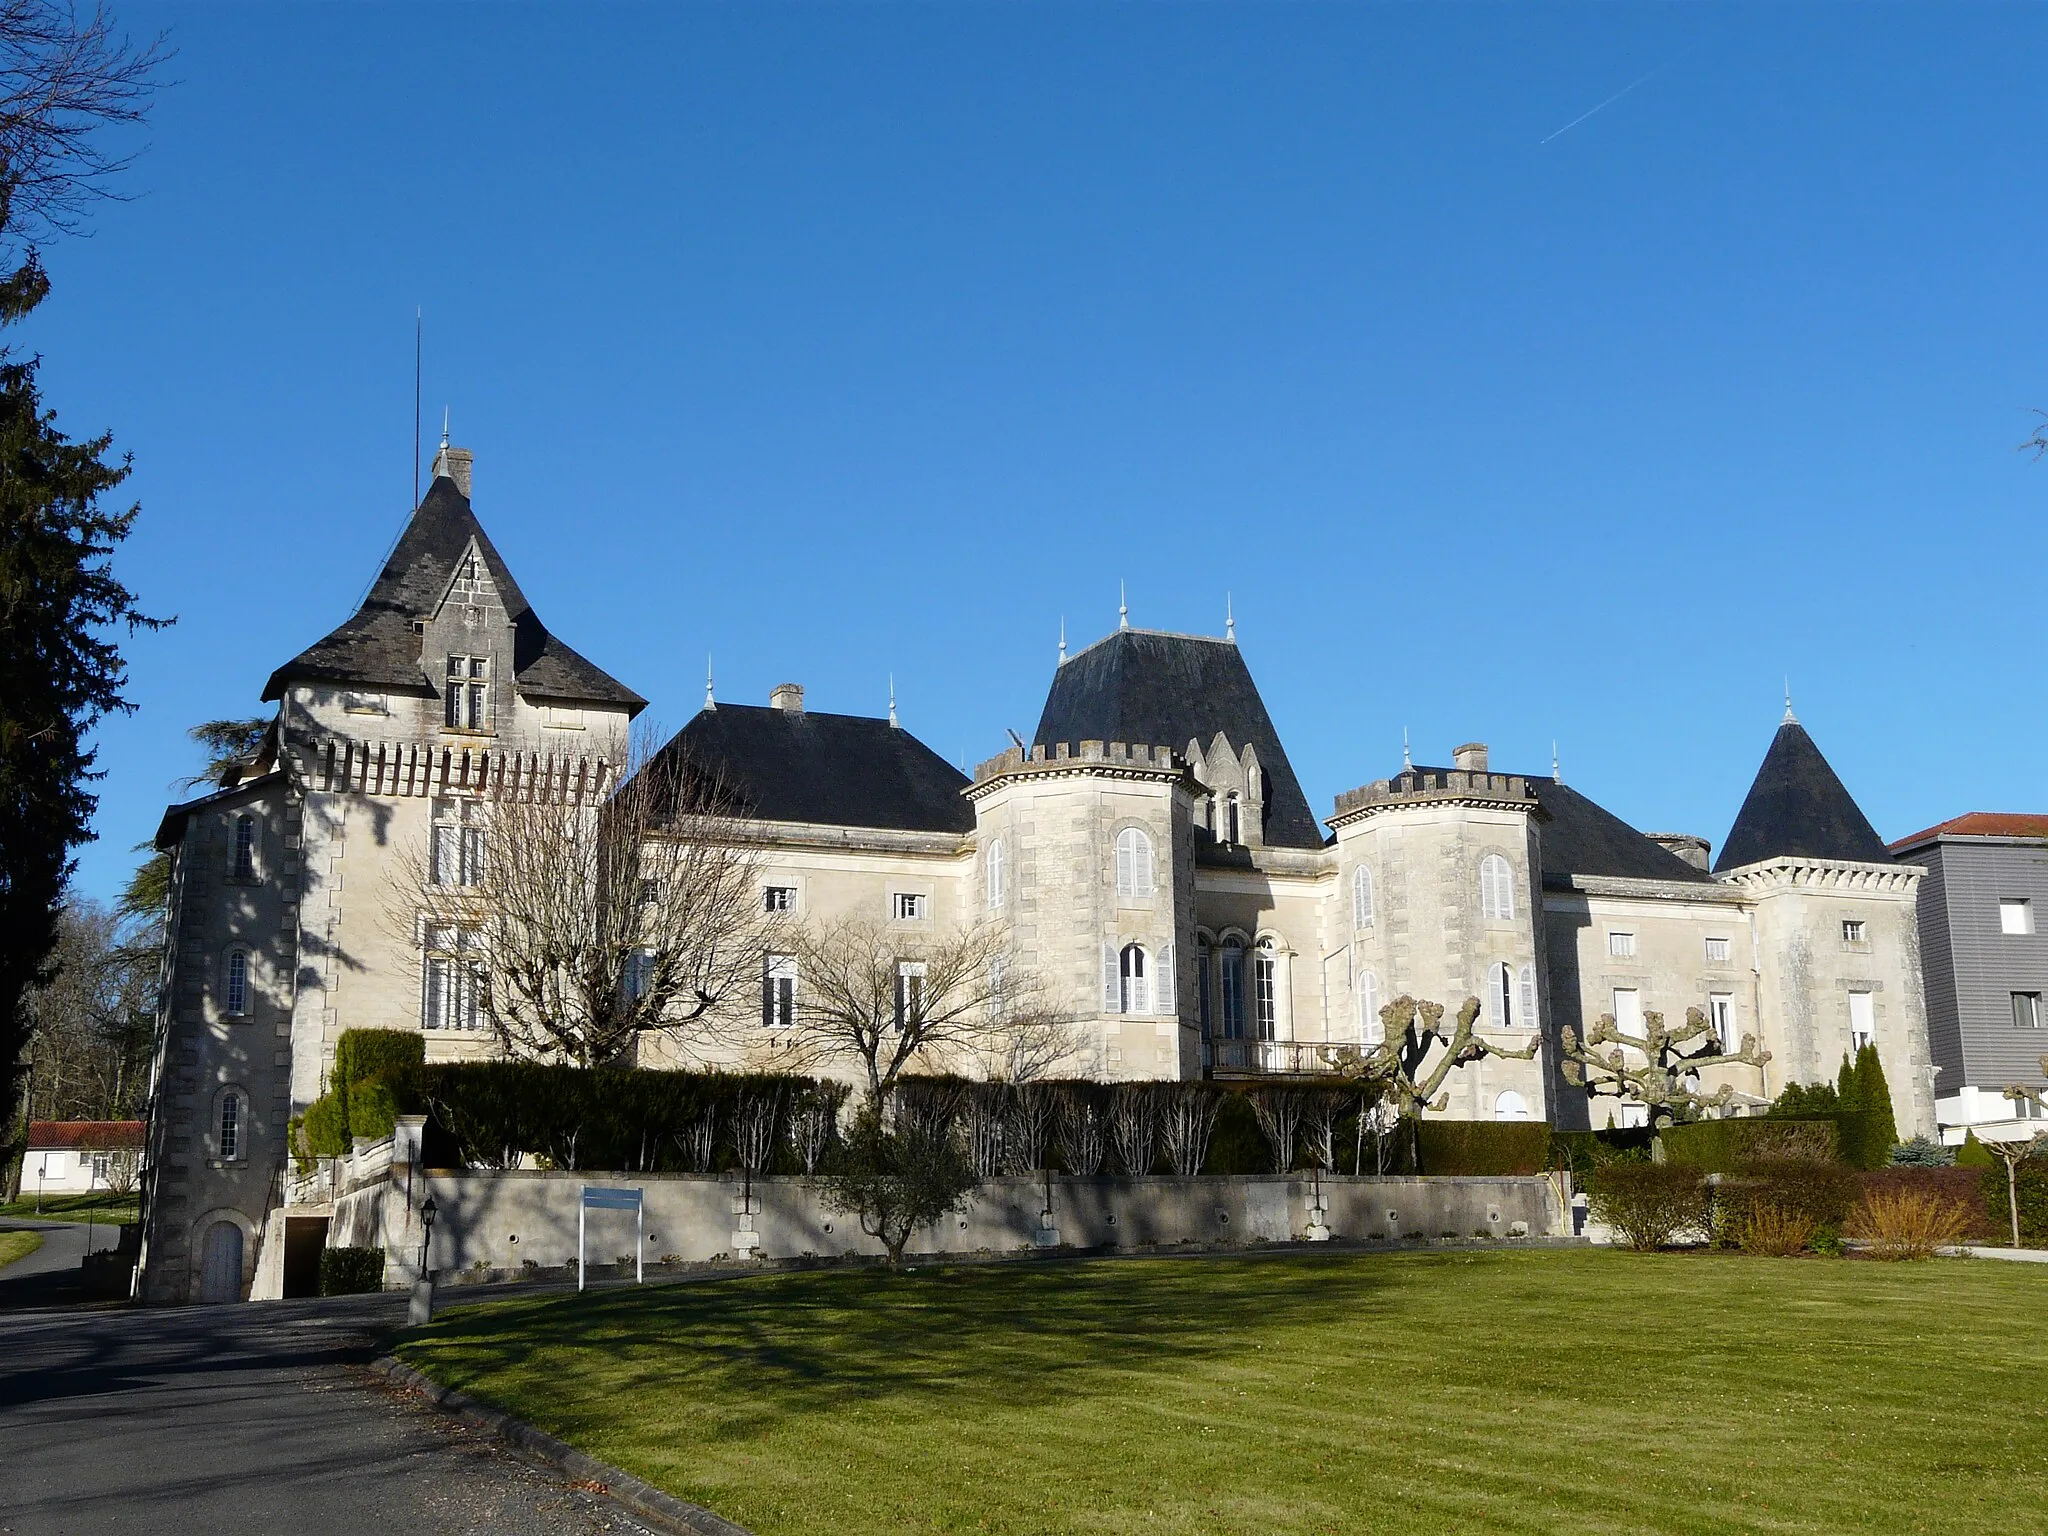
(1890, 813, 2048, 1142)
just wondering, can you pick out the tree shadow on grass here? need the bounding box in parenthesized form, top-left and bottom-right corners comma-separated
(399, 1251, 1430, 1445)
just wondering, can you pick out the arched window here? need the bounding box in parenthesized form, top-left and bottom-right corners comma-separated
(233, 815, 256, 880)
(1225, 794, 1241, 845)
(1120, 944, 1150, 1015)
(1359, 968, 1384, 1045)
(1114, 827, 1155, 898)
(218, 1090, 245, 1161)
(986, 837, 1005, 911)
(1518, 963, 1538, 1027)
(1494, 1090, 1531, 1121)
(224, 949, 250, 1017)
(1487, 960, 1515, 1031)
(1479, 854, 1515, 920)
(1219, 941, 1246, 1039)
(1253, 940, 1279, 1041)
(1352, 864, 1375, 929)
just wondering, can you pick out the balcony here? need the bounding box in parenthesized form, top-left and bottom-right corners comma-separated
(1203, 1038, 1348, 1077)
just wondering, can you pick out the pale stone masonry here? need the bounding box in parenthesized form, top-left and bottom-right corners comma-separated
(140, 449, 1935, 1302)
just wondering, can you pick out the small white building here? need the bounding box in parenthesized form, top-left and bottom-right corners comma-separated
(23, 1122, 144, 1195)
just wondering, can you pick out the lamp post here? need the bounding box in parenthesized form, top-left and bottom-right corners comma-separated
(409, 1194, 439, 1326)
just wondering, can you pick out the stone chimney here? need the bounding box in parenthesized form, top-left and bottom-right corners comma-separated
(769, 683, 805, 714)
(1647, 833, 1712, 872)
(1452, 742, 1489, 774)
(430, 443, 474, 498)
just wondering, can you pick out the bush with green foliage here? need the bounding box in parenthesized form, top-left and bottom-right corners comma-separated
(300, 1094, 349, 1159)
(1548, 1127, 1655, 1179)
(1410, 1120, 1551, 1176)
(1982, 1150, 2048, 1246)
(1889, 1136, 1953, 1168)
(334, 1028, 424, 1137)
(1955, 1130, 1995, 1168)
(1585, 1162, 1713, 1250)
(319, 1246, 386, 1295)
(1716, 1160, 1859, 1251)
(1660, 1117, 1836, 1172)
(821, 1104, 979, 1267)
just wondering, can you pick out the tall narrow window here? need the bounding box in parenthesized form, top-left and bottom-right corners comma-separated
(1115, 828, 1155, 898)
(1195, 940, 1213, 1035)
(1479, 854, 1515, 920)
(1708, 993, 1735, 1045)
(1611, 987, 1642, 1033)
(1359, 969, 1383, 1045)
(224, 950, 249, 1017)
(219, 1092, 241, 1161)
(1120, 944, 1150, 1015)
(1488, 960, 1515, 1031)
(1220, 942, 1246, 1040)
(1253, 946, 1278, 1041)
(1848, 991, 1875, 1053)
(989, 956, 1006, 1018)
(2014, 992, 2044, 1029)
(1352, 865, 1375, 929)
(233, 815, 255, 880)
(894, 961, 926, 1031)
(987, 838, 1006, 911)
(424, 926, 486, 1030)
(445, 654, 490, 730)
(1225, 794, 1241, 845)
(762, 953, 797, 1028)
(462, 824, 486, 884)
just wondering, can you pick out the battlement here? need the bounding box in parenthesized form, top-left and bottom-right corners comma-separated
(971, 739, 1184, 785)
(1329, 768, 1539, 825)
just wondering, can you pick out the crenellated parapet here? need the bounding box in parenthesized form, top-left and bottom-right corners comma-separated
(301, 737, 617, 803)
(1327, 768, 1542, 830)
(1715, 856, 1923, 896)
(966, 740, 1193, 798)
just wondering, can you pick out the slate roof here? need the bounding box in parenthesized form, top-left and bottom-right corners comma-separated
(1714, 719, 1891, 872)
(1033, 629, 1324, 850)
(1891, 812, 2048, 852)
(27, 1121, 144, 1151)
(646, 703, 975, 835)
(261, 475, 644, 712)
(1402, 765, 1713, 886)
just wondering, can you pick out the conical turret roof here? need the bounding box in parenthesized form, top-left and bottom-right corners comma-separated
(1714, 717, 1889, 872)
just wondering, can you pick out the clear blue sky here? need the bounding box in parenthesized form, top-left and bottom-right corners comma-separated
(34, 2, 2048, 902)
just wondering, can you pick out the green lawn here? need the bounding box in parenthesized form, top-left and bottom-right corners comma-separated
(398, 1249, 2048, 1536)
(0, 1192, 138, 1225)
(0, 1230, 43, 1269)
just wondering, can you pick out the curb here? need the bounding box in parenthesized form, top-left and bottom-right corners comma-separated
(370, 1355, 752, 1536)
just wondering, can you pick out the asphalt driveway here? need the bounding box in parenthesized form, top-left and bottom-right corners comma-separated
(0, 1294, 660, 1535)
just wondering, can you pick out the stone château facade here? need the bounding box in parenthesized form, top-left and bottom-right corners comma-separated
(138, 453, 1935, 1302)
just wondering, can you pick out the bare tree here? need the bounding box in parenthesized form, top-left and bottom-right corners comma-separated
(787, 1080, 846, 1175)
(1107, 1084, 1159, 1175)
(1560, 1004, 1769, 1131)
(1058, 1090, 1107, 1175)
(1158, 1084, 1223, 1176)
(1249, 1087, 1305, 1173)
(399, 733, 770, 1068)
(1003, 1082, 1059, 1174)
(757, 915, 1070, 1105)
(671, 1103, 717, 1173)
(1331, 995, 1539, 1168)
(960, 1081, 1008, 1179)
(1303, 1088, 1364, 1173)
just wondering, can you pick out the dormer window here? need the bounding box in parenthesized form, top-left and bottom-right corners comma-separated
(445, 655, 490, 730)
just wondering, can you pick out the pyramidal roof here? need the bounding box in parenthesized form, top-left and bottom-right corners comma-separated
(1713, 716, 1889, 872)
(1033, 628, 1324, 849)
(262, 475, 644, 711)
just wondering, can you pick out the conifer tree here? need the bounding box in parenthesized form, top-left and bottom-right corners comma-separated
(1853, 1043, 1898, 1159)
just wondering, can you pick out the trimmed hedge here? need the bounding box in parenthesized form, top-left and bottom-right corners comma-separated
(1549, 1127, 1655, 1178)
(335, 1029, 425, 1141)
(1984, 1158, 2048, 1245)
(319, 1246, 386, 1295)
(1410, 1120, 1551, 1176)
(1661, 1117, 1836, 1172)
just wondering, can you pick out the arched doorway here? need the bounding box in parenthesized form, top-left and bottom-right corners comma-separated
(199, 1220, 244, 1303)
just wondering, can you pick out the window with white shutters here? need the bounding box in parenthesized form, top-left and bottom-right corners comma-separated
(1120, 945, 1150, 1015)
(1518, 964, 1538, 1027)
(1479, 854, 1515, 920)
(1359, 970, 1383, 1044)
(987, 838, 1005, 911)
(894, 961, 927, 1030)
(1352, 865, 1374, 929)
(763, 954, 797, 1028)
(1115, 828, 1155, 898)
(1488, 961, 1515, 1030)
(1253, 951, 1278, 1041)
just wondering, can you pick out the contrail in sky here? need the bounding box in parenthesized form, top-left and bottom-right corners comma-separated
(1539, 60, 1674, 145)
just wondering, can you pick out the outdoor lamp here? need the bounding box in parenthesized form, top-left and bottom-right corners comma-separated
(419, 1194, 439, 1269)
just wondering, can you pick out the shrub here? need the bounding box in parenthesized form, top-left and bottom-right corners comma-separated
(1847, 1187, 1971, 1260)
(319, 1247, 386, 1295)
(348, 1076, 399, 1143)
(1718, 1160, 1859, 1242)
(1550, 1127, 1655, 1179)
(1734, 1206, 1818, 1256)
(821, 1105, 979, 1268)
(1889, 1136, 1953, 1168)
(1955, 1131, 1995, 1168)
(1847, 1044, 1900, 1161)
(1856, 1168, 1997, 1242)
(1982, 1155, 2048, 1247)
(1413, 1120, 1551, 1176)
(1661, 1117, 1835, 1172)
(331, 1028, 425, 1131)
(1586, 1163, 1712, 1251)
(301, 1094, 349, 1159)
(1768, 1080, 1840, 1117)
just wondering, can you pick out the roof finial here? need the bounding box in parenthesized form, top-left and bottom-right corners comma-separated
(1552, 740, 1562, 784)
(1783, 677, 1797, 725)
(1057, 615, 1066, 666)
(1226, 592, 1236, 643)
(1402, 727, 1412, 772)
(704, 654, 716, 712)
(1119, 580, 1128, 631)
(439, 407, 450, 454)
(888, 673, 899, 728)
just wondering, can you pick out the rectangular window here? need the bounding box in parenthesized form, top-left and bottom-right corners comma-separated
(1708, 993, 1735, 1044)
(1704, 936, 1731, 964)
(225, 951, 249, 1016)
(91, 1152, 109, 1182)
(444, 655, 490, 730)
(1608, 932, 1636, 959)
(233, 816, 255, 880)
(2001, 899, 2034, 936)
(762, 953, 796, 1028)
(1220, 949, 1246, 1040)
(1841, 919, 1867, 944)
(894, 962, 926, 1030)
(1611, 988, 1642, 1033)
(2013, 992, 2043, 1030)
(424, 926, 486, 1030)
(219, 1096, 240, 1161)
(892, 892, 927, 922)
(1253, 955, 1278, 1042)
(1196, 944, 1213, 1037)
(431, 822, 487, 886)
(764, 885, 797, 914)
(1848, 991, 1875, 1053)
(622, 949, 655, 1002)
